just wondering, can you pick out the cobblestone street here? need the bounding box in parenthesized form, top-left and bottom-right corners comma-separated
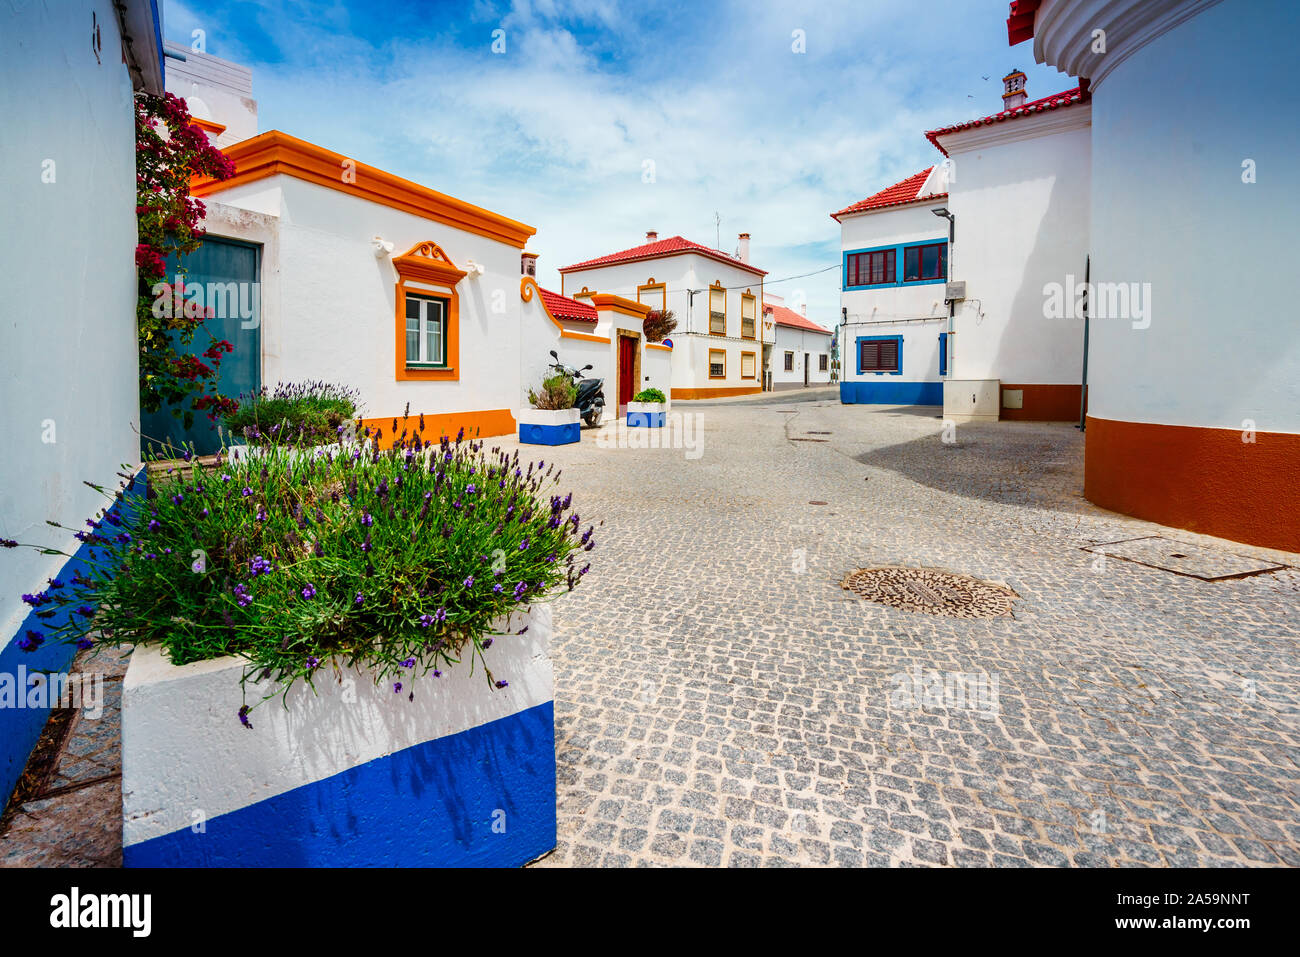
(2, 392, 1296, 869)
(525, 391, 1300, 867)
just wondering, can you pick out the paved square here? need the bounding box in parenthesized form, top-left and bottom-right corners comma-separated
(521, 392, 1300, 867)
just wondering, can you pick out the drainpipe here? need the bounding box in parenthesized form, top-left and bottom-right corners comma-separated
(1077, 254, 1090, 431)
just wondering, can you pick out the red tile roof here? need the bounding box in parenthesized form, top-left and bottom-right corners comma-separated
(831, 168, 947, 222)
(538, 287, 597, 323)
(1006, 0, 1042, 45)
(560, 234, 767, 276)
(763, 302, 831, 336)
(925, 86, 1089, 156)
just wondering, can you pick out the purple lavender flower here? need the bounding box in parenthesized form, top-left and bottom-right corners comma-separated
(436, 607, 447, 622)
(354, 591, 364, 606)
(493, 584, 503, 594)
(518, 538, 529, 551)
(483, 638, 494, 649)
(301, 584, 317, 600)
(306, 656, 321, 670)
(171, 493, 184, 505)
(495, 680, 509, 689)
(463, 575, 474, 588)
(17, 630, 44, 652)
(513, 581, 527, 600)
(148, 519, 161, 532)
(361, 511, 373, 527)
(239, 705, 252, 729)
(400, 658, 415, 669)
(75, 605, 95, 617)
(241, 486, 253, 497)
(393, 682, 403, 693)
(419, 614, 434, 628)
(76, 638, 95, 651)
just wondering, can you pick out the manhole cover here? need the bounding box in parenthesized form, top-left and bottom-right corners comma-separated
(1080, 537, 1287, 581)
(841, 567, 1017, 619)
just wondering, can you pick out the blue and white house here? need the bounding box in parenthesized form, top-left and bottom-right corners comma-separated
(832, 165, 953, 406)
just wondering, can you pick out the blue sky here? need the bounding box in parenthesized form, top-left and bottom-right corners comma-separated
(163, 0, 1075, 323)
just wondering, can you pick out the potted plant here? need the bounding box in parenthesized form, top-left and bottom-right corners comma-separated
(519, 370, 580, 446)
(627, 387, 667, 428)
(5, 413, 597, 867)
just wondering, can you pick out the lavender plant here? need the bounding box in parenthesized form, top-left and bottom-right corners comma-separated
(223, 380, 361, 446)
(4, 411, 596, 724)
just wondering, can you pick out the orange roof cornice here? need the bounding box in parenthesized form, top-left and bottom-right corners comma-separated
(192, 130, 537, 249)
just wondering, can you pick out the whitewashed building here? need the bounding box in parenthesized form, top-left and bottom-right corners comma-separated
(764, 294, 833, 390)
(832, 167, 952, 406)
(0, 0, 164, 807)
(559, 232, 769, 399)
(1010, 0, 1298, 551)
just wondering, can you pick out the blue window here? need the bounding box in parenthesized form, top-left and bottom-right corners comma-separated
(844, 240, 947, 290)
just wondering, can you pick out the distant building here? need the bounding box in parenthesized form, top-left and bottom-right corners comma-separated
(559, 232, 769, 399)
(764, 294, 833, 390)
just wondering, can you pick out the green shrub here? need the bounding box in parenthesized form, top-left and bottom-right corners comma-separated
(223, 380, 360, 446)
(527, 372, 577, 410)
(8, 417, 597, 723)
(632, 388, 666, 403)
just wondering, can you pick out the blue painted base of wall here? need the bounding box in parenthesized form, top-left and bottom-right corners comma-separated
(627, 412, 665, 428)
(840, 381, 942, 405)
(123, 701, 557, 867)
(1, 469, 145, 808)
(519, 423, 580, 446)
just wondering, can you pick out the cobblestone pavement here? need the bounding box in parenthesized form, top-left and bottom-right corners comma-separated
(525, 393, 1300, 867)
(2, 394, 1296, 868)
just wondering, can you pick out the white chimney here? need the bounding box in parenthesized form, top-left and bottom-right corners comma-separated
(737, 232, 750, 263)
(1001, 69, 1027, 110)
(800, 303, 807, 317)
(521, 251, 538, 277)
(646, 230, 658, 242)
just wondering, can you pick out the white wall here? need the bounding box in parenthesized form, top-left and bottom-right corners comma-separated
(772, 327, 833, 387)
(0, 0, 143, 643)
(163, 42, 258, 147)
(839, 202, 951, 387)
(1086, 0, 1297, 432)
(942, 110, 1091, 386)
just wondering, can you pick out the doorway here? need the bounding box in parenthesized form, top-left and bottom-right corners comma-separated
(617, 334, 639, 413)
(804, 352, 810, 387)
(140, 236, 261, 457)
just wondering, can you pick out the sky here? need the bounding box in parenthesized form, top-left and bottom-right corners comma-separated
(162, 0, 1075, 324)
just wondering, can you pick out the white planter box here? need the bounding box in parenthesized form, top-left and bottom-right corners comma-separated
(122, 605, 555, 867)
(517, 407, 580, 445)
(626, 401, 667, 428)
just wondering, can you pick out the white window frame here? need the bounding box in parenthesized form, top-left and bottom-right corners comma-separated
(405, 293, 447, 367)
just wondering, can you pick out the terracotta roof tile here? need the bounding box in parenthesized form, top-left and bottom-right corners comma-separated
(538, 287, 597, 323)
(925, 86, 1088, 156)
(831, 168, 947, 222)
(560, 235, 767, 276)
(763, 302, 831, 336)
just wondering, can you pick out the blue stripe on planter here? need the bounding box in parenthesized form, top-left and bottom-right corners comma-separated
(840, 381, 942, 405)
(519, 423, 580, 446)
(0, 468, 145, 806)
(627, 412, 665, 428)
(124, 700, 557, 867)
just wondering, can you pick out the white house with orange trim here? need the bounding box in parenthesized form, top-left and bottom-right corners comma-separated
(764, 294, 833, 390)
(519, 268, 671, 423)
(1007, 0, 1298, 551)
(558, 232, 768, 400)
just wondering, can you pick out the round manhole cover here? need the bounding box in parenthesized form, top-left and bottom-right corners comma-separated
(840, 567, 1017, 619)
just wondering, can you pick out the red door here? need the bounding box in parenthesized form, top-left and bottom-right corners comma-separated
(618, 336, 636, 410)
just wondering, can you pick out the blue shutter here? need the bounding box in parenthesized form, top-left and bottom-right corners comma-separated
(938, 333, 948, 377)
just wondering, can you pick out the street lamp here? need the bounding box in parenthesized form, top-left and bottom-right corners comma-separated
(931, 206, 955, 243)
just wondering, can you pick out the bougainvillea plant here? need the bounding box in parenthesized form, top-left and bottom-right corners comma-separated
(3, 412, 597, 725)
(135, 92, 239, 428)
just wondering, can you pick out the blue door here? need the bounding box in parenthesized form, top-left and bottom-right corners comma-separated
(141, 236, 261, 456)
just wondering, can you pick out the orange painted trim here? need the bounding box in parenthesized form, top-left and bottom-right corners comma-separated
(671, 386, 762, 400)
(1085, 416, 1300, 553)
(636, 280, 666, 312)
(191, 117, 227, 137)
(590, 293, 650, 319)
(394, 243, 464, 382)
(192, 130, 537, 249)
(708, 281, 727, 336)
(708, 347, 727, 379)
(999, 383, 1086, 422)
(740, 350, 757, 380)
(521, 276, 611, 343)
(359, 409, 517, 448)
(646, 342, 672, 351)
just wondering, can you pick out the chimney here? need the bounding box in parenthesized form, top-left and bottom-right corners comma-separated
(520, 251, 538, 277)
(645, 230, 658, 242)
(800, 303, 807, 317)
(737, 232, 750, 263)
(1002, 69, 1027, 110)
